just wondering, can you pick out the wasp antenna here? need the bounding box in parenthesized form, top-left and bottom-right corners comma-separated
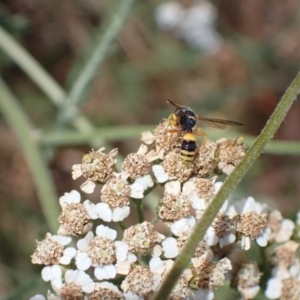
(167, 99, 181, 108)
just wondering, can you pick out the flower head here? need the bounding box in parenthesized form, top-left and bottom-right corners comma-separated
(72, 147, 117, 193)
(58, 190, 93, 236)
(123, 221, 165, 255)
(75, 225, 133, 280)
(216, 137, 246, 175)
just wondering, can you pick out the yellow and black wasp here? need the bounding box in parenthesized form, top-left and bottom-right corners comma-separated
(167, 100, 244, 163)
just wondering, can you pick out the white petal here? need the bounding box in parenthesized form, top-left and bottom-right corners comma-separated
(96, 224, 117, 240)
(265, 278, 282, 299)
(30, 295, 46, 300)
(149, 257, 165, 274)
(136, 144, 148, 155)
(192, 196, 206, 211)
(123, 291, 143, 300)
(116, 260, 131, 275)
(152, 165, 168, 183)
(141, 131, 155, 144)
(59, 190, 81, 207)
(256, 227, 271, 247)
(205, 227, 219, 246)
(77, 231, 94, 251)
(80, 180, 96, 194)
(72, 164, 83, 180)
(213, 182, 223, 194)
(219, 233, 236, 248)
(41, 265, 62, 282)
(94, 264, 117, 280)
(51, 235, 72, 246)
(171, 216, 195, 236)
(241, 236, 251, 250)
(95, 202, 112, 222)
(112, 206, 130, 222)
(164, 180, 181, 196)
(127, 252, 137, 263)
(51, 278, 63, 294)
(82, 281, 95, 294)
(115, 241, 129, 261)
(162, 237, 179, 258)
(76, 251, 92, 271)
(275, 219, 295, 243)
(75, 270, 94, 291)
(83, 200, 98, 219)
(130, 183, 144, 199)
(135, 174, 154, 190)
(65, 269, 77, 283)
(59, 247, 76, 264)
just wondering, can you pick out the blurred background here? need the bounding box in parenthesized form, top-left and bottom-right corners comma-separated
(0, 0, 300, 299)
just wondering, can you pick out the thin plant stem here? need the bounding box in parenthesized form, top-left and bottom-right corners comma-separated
(0, 77, 60, 232)
(56, 0, 135, 125)
(132, 199, 144, 223)
(37, 127, 300, 155)
(152, 71, 300, 300)
(119, 221, 127, 231)
(0, 26, 93, 133)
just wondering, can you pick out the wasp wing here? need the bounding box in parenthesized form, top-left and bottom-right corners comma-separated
(196, 116, 244, 129)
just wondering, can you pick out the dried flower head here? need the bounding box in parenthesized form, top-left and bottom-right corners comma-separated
(153, 119, 182, 159)
(123, 221, 165, 255)
(52, 269, 95, 297)
(89, 282, 122, 300)
(192, 139, 218, 177)
(58, 191, 93, 236)
(159, 181, 190, 223)
(121, 265, 156, 298)
(162, 150, 193, 182)
(72, 147, 117, 193)
(191, 251, 232, 291)
(272, 241, 299, 268)
(233, 262, 262, 300)
(234, 197, 270, 250)
(216, 137, 246, 175)
(76, 225, 132, 280)
(122, 144, 157, 179)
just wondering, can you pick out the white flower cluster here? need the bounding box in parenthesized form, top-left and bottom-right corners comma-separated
(30, 116, 299, 300)
(154, 0, 222, 55)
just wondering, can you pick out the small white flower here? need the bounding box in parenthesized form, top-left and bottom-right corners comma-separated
(149, 256, 166, 275)
(42, 265, 62, 282)
(265, 278, 283, 299)
(275, 219, 295, 243)
(53, 269, 95, 294)
(130, 174, 154, 199)
(75, 225, 130, 280)
(162, 237, 179, 258)
(170, 216, 196, 236)
(154, 1, 184, 31)
(234, 197, 269, 250)
(59, 190, 81, 208)
(152, 165, 169, 183)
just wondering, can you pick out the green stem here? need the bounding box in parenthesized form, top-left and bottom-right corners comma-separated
(56, 0, 135, 125)
(38, 125, 154, 146)
(0, 78, 60, 232)
(152, 71, 300, 300)
(132, 199, 144, 223)
(0, 26, 93, 133)
(119, 221, 127, 231)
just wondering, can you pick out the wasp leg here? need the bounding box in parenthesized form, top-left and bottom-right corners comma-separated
(193, 128, 208, 146)
(167, 128, 182, 133)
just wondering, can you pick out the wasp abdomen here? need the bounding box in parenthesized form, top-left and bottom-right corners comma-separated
(180, 133, 197, 163)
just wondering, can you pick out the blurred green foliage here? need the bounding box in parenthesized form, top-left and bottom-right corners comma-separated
(0, 0, 300, 299)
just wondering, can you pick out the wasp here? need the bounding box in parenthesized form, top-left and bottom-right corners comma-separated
(167, 100, 244, 163)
